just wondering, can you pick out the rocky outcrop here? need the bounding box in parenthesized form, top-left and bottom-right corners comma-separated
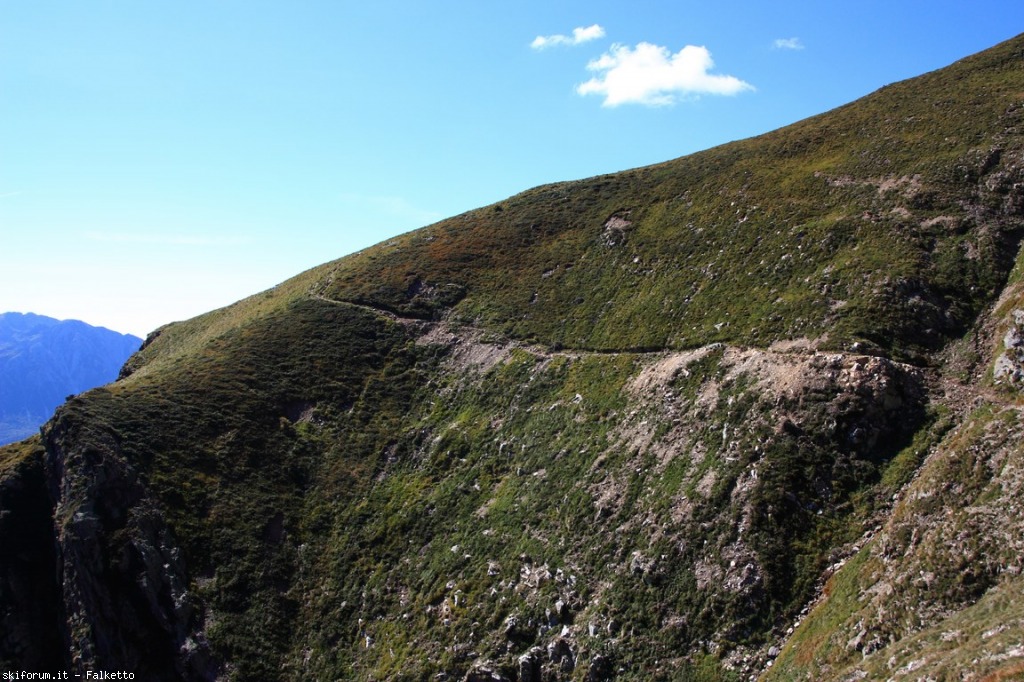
(0, 439, 64, 670)
(517, 646, 543, 682)
(463, 663, 510, 682)
(994, 308, 1024, 386)
(43, 403, 217, 680)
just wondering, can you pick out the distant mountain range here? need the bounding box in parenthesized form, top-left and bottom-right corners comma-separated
(0, 312, 141, 445)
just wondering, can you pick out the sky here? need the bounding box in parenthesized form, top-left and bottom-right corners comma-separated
(2, 1, 1023, 338)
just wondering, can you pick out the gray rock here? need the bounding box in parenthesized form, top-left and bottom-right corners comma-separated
(548, 637, 575, 673)
(518, 646, 544, 682)
(586, 654, 613, 681)
(463, 664, 509, 682)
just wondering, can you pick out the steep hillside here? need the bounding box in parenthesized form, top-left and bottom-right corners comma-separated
(2, 34, 1024, 682)
(0, 313, 142, 444)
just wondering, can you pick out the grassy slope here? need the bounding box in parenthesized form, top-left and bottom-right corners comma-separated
(124, 34, 1024, 376)
(309, 34, 1024, 360)
(30, 33, 1024, 681)
(80, 298, 437, 678)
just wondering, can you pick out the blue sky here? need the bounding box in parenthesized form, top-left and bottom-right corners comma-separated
(2, 1, 1022, 337)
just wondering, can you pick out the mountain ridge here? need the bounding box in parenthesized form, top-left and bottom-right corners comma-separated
(3, 33, 1024, 682)
(0, 312, 142, 445)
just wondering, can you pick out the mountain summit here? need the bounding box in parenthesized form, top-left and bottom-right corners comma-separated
(3, 35, 1024, 681)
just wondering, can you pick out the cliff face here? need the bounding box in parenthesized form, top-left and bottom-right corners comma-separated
(0, 438, 63, 671)
(42, 409, 217, 680)
(2, 34, 1024, 682)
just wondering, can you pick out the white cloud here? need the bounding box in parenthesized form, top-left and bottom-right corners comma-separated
(577, 42, 753, 107)
(773, 37, 804, 50)
(531, 24, 605, 50)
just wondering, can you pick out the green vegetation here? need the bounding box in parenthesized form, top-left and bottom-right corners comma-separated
(4, 33, 1024, 682)
(316, 36, 1024, 362)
